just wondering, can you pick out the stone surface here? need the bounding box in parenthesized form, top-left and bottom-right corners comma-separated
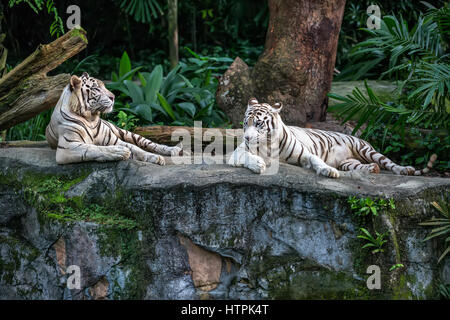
(0, 147, 449, 300)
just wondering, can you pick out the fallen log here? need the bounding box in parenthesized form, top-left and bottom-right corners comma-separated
(134, 125, 244, 151)
(0, 140, 49, 148)
(0, 26, 87, 131)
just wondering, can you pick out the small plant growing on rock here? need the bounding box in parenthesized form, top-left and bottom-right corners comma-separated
(358, 228, 388, 254)
(348, 196, 395, 217)
(389, 263, 404, 272)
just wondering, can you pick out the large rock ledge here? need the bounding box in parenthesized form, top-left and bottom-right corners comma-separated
(0, 147, 449, 299)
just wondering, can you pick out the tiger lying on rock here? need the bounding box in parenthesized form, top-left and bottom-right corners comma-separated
(46, 72, 182, 164)
(228, 98, 437, 178)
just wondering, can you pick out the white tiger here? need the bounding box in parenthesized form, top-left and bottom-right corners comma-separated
(46, 72, 182, 164)
(228, 98, 437, 178)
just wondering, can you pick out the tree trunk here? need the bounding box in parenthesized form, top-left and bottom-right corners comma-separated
(0, 26, 87, 131)
(217, 0, 346, 127)
(0, 2, 7, 78)
(168, 0, 179, 69)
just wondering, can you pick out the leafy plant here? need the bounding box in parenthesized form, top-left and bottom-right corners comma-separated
(358, 227, 389, 254)
(328, 79, 449, 136)
(107, 50, 229, 127)
(439, 282, 450, 300)
(329, 5, 450, 143)
(419, 200, 450, 263)
(338, 6, 447, 81)
(389, 263, 405, 272)
(114, 110, 137, 131)
(70, 55, 99, 75)
(6, 109, 52, 141)
(348, 196, 395, 217)
(9, 0, 64, 37)
(366, 125, 449, 172)
(116, 0, 163, 24)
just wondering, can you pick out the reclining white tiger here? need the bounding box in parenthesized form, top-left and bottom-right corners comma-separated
(228, 98, 437, 178)
(46, 72, 182, 164)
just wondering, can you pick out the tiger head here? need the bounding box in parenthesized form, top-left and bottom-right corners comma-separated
(69, 72, 115, 115)
(243, 98, 283, 145)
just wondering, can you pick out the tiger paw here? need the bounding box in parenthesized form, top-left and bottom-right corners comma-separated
(146, 153, 165, 165)
(109, 146, 131, 160)
(247, 155, 266, 174)
(170, 146, 183, 157)
(318, 166, 340, 178)
(369, 163, 380, 174)
(400, 166, 415, 175)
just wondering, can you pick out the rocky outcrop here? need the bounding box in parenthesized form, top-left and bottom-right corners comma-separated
(0, 147, 449, 299)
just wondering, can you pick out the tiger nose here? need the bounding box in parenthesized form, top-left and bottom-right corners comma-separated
(109, 93, 115, 102)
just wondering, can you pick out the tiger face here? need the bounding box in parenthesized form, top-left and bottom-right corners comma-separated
(243, 98, 282, 145)
(70, 72, 115, 114)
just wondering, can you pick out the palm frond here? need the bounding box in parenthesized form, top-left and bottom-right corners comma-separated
(340, 12, 445, 81)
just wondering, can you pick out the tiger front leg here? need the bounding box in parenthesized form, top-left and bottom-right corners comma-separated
(56, 141, 131, 164)
(116, 140, 165, 165)
(228, 142, 266, 174)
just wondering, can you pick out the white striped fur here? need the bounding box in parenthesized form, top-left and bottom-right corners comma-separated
(229, 98, 437, 178)
(46, 73, 182, 165)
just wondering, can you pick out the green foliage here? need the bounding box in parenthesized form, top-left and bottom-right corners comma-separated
(348, 196, 395, 217)
(6, 109, 52, 141)
(70, 54, 99, 75)
(116, 0, 163, 24)
(389, 263, 405, 272)
(336, 0, 428, 72)
(439, 282, 450, 299)
(9, 0, 64, 37)
(419, 199, 450, 263)
(358, 227, 388, 254)
(330, 5, 449, 142)
(337, 3, 448, 79)
(48, 204, 137, 231)
(46, 0, 64, 38)
(106, 50, 229, 127)
(328, 78, 449, 135)
(115, 110, 138, 131)
(366, 126, 449, 172)
(23, 175, 138, 230)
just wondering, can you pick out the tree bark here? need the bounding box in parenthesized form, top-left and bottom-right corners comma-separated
(168, 0, 179, 69)
(0, 26, 87, 131)
(217, 0, 346, 127)
(0, 2, 7, 78)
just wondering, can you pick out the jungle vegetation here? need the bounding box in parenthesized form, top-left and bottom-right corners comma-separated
(1, 0, 449, 172)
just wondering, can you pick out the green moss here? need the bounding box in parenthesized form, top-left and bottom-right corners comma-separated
(0, 169, 138, 230)
(392, 274, 415, 299)
(266, 268, 370, 300)
(97, 226, 153, 299)
(0, 234, 40, 288)
(69, 26, 88, 44)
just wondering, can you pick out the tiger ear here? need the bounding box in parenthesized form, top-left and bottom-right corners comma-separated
(248, 97, 259, 106)
(271, 102, 283, 113)
(82, 72, 90, 78)
(70, 75, 82, 91)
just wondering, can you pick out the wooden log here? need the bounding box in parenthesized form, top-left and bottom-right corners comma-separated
(0, 140, 49, 148)
(0, 26, 87, 131)
(134, 125, 244, 151)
